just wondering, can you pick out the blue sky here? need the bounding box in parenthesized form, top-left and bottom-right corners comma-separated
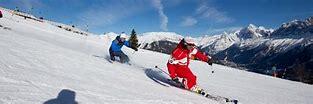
(1, 0, 313, 37)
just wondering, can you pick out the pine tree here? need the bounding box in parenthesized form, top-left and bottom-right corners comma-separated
(129, 29, 139, 51)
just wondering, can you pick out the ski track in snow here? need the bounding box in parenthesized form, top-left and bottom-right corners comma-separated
(0, 8, 312, 104)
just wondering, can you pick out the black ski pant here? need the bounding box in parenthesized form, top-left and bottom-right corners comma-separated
(109, 48, 129, 63)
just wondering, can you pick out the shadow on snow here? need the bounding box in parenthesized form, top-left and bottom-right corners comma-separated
(43, 89, 78, 104)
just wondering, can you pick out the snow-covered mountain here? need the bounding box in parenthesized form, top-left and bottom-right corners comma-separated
(199, 32, 239, 54)
(138, 32, 183, 54)
(126, 24, 273, 55)
(215, 17, 313, 84)
(139, 32, 183, 44)
(270, 17, 313, 38)
(3, 7, 313, 104)
(237, 24, 273, 39)
(194, 24, 273, 55)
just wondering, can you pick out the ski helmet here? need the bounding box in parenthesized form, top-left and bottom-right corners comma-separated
(120, 32, 127, 39)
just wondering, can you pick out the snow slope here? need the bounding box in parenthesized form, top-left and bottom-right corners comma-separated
(0, 8, 313, 104)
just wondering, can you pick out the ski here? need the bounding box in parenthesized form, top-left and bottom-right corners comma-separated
(201, 91, 238, 104)
(167, 79, 238, 104)
(153, 66, 238, 104)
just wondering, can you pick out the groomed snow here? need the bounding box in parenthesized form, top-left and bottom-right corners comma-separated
(0, 8, 312, 104)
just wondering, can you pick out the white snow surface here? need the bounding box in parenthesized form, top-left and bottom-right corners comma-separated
(0, 8, 313, 104)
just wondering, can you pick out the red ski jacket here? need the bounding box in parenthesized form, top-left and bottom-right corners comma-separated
(168, 40, 210, 66)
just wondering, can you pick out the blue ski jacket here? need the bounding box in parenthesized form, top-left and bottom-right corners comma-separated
(109, 39, 131, 52)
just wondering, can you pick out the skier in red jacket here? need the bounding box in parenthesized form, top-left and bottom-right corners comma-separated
(167, 38, 213, 93)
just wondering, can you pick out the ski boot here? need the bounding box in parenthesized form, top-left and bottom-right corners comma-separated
(191, 85, 206, 95)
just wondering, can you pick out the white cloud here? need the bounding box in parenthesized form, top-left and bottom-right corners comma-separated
(196, 2, 233, 23)
(77, 0, 170, 32)
(181, 16, 198, 27)
(77, 0, 150, 27)
(152, 0, 168, 31)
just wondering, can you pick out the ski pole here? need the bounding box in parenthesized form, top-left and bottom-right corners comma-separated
(154, 65, 170, 76)
(211, 64, 214, 73)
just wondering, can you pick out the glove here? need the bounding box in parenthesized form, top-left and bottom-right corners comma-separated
(130, 45, 138, 51)
(207, 59, 213, 66)
(133, 47, 138, 51)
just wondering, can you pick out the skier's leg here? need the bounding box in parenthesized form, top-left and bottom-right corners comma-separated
(167, 63, 177, 79)
(120, 51, 129, 63)
(121, 55, 129, 63)
(109, 49, 115, 61)
(113, 51, 123, 62)
(176, 67, 197, 90)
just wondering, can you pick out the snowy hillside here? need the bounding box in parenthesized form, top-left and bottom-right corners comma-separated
(1, 7, 313, 104)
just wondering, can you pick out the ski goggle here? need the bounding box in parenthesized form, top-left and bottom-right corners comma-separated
(120, 38, 126, 41)
(182, 39, 196, 46)
(184, 42, 196, 46)
(187, 43, 196, 46)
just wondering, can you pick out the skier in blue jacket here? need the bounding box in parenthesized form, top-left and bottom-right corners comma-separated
(109, 33, 137, 63)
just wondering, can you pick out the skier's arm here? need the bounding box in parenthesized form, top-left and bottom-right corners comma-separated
(123, 41, 131, 47)
(193, 49, 214, 65)
(124, 41, 138, 51)
(193, 48, 210, 62)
